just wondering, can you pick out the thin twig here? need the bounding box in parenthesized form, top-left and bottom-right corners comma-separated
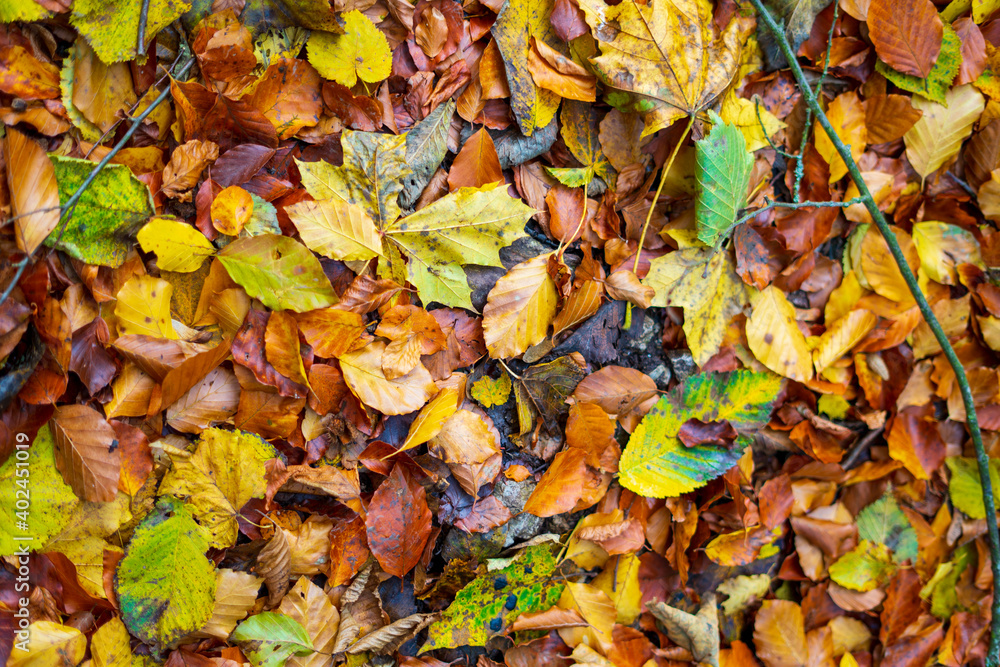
(793, 2, 839, 200)
(750, 1, 1000, 662)
(0, 47, 196, 307)
(136, 0, 152, 58)
(842, 426, 885, 470)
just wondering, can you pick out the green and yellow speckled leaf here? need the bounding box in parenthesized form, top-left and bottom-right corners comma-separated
(296, 129, 410, 229)
(492, 0, 562, 136)
(71, 0, 190, 64)
(0, 0, 49, 22)
(856, 492, 918, 564)
(828, 540, 896, 592)
(0, 426, 79, 557)
(421, 544, 564, 652)
(471, 372, 513, 408)
(158, 428, 276, 549)
(47, 155, 155, 268)
(384, 183, 534, 310)
(116, 496, 216, 651)
(876, 25, 960, 105)
(619, 371, 783, 498)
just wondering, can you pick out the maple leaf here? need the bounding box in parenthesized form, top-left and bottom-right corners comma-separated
(578, 0, 752, 136)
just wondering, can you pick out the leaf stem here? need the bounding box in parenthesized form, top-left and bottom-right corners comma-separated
(632, 114, 695, 274)
(750, 1, 1000, 662)
(0, 47, 196, 308)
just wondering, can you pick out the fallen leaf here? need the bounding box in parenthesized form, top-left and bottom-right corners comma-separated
(366, 464, 432, 577)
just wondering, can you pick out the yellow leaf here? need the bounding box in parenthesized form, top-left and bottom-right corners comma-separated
(912, 221, 983, 285)
(9, 622, 86, 667)
(557, 582, 616, 652)
(578, 0, 751, 136)
(340, 340, 437, 415)
(904, 84, 985, 181)
(859, 225, 919, 304)
(137, 217, 215, 273)
(212, 185, 254, 236)
(813, 309, 878, 373)
(747, 285, 814, 382)
(644, 247, 748, 366)
(307, 11, 392, 87)
(286, 198, 385, 261)
(278, 577, 340, 667)
(815, 91, 867, 182)
(158, 428, 276, 549)
(492, 0, 562, 135)
(115, 275, 176, 339)
(720, 92, 787, 152)
(196, 569, 264, 640)
(483, 254, 558, 359)
(91, 618, 131, 667)
(401, 386, 461, 452)
(825, 271, 866, 324)
(592, 553, 642, 624)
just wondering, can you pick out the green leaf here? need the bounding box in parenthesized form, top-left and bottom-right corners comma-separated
(116, 496, 216, 651)
(876, 25, 961, 105)
(695, 112, 753, 248)
(545, 166, 595, 188)
(945, 456, 1000, 519)
(471, 373, 513, 408)
(856, 492, 918, 564)
(400, 99, 456, 210)
(829, 540, 896, 592)
(384, 183, 534, 309)
(218, 234, 337, 312)
(297, 129, 410, 229)
(421, 544, 565, 652)
(47, 155, 155, 268)
(619, 371, 783, 498)
(243, 194, 281, 237)
(231, 611, 314, 667)
(158, 428, 276, 549)
(70, 0, 190, 64)
(0, 426, 79, 557)
(306, 10, 392, 87)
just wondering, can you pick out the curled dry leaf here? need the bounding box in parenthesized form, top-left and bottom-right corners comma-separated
(162, 140, 220, 198)
(340, 340, 437, 415)
(4, 127, 60, 254)
(256, 527, 292, 608)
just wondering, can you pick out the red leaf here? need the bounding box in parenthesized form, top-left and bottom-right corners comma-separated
(365, 464, 433, 577)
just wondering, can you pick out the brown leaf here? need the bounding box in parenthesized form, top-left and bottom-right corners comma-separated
(366, 464, 433, 577)
(166, 366, 241, 434)
(172, 78, 278, 152)
(375, 305, 447, 379)
(448, 128, 504, 192)
(52, 404, 120, 502)
(453, 495, 513, 534)
(279, 577, 340, 667)
(160, 338, 234, 409)
(233, 308, 308, 398)
(293, 307, 366, 359)
(235, 390, 305, 439)
(111, 420, 152, 496)
(572, 365, 658, 431)
(863, 94, 922, 145)
(867, 0, 942, 78)
(604, 270, 654, 310)
(954, 18, 987, 85)
(647, 594, 719, 667)
(348, 613, 437, 655)
(162, 140, 220, 198)
(508, 607, 587, 632)
(677, 418, 738, 448)
(257, 527, 292, 608)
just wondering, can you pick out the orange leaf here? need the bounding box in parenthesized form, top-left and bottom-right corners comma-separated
(212, 185, 254, 236)
(523, 447, 588, 517)
(753, 600, 808, 667)
(527, 37, 596, 102)
(265, 311, 309, 387)
(4, 127, 59, 254)
(448, 128, 503, 191)
(293, 307, 367, 358)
